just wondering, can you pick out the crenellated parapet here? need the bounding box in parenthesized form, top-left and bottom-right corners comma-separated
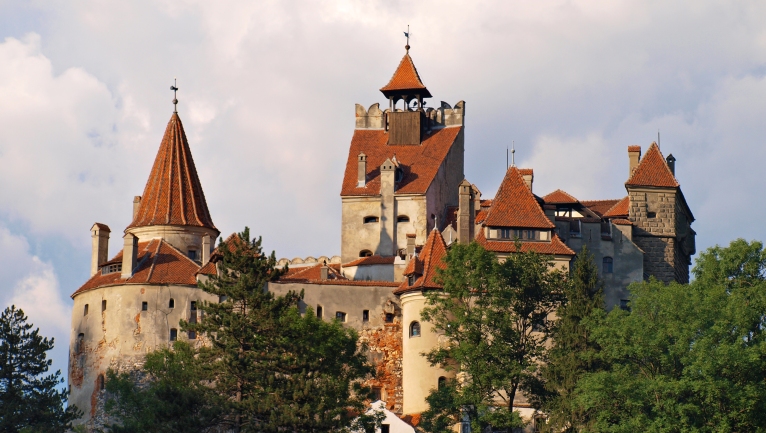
(277, 255, 342, 267)
(354, 100, 465, 131)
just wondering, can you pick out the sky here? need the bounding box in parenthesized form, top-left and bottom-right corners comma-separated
(1, 0, 766, 387)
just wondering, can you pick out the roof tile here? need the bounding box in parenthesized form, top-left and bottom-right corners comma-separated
(380, 52, 430, 96)
(476, 230, 575, 255)
(581, 199, 621, 217)
(626, 142, 679, 188)
(603, 196, 629, 218)
(543, 189, 579, 204)
(483, 166, 555, 229)
(395, 229, 448, 294)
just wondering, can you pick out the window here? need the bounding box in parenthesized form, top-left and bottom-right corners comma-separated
(372, 386, 382, 401)
(410, 321, 421, 338)
(101, 263, 122, 275)
(363, 216, 379, 224)
(438, 376, 447, 389)
(168, 298, 175, 309)
(336, 312, 347, 322)
(385, 313, 394, 323)
(408, 274, 415, 286)
(317, 305, 323, 318)
(570, 220, 582, 238)
(76, 333, 85, 354)
(97, 374, 105, 391)
(188, 331, 196, 340)
(619, 299, 630, 311)
(647, 211, 656, 218)
(363, 310, 369, 322)
(499, 228, 511, 239)
(101, 300, 107, 312)
(141, 302, 148, 311)
(188, 250, 198, 261)
(170, 328, 177, 341)
(83, 304, 89, 316)
(190, 301, 198, 324)
(603, 257, 614, 274)
(381, 425, 390, 433)
(397, 215, 410, 222)
(191, 301, 197, 310)
(359, 250, 373, 258)
(219, 295, 227, 303)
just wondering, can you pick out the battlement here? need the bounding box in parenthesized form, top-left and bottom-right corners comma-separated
(276, 255, 342, 268)
(355, 100, 465, 131)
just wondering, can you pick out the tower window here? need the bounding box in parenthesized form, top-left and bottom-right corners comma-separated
(97, 374, 105, 391)
(169, 298, 175, 309)
(83, 304, 89, 316)
(363, 310, 369, 322)
(372, 386, 382, 401)
(188, 331, 196, 340)
(619, 299, 630, 311)
(191, 301, 197, 310)
(101, 300, 107, 312)
(397, 215, 410, 223)
(385, 313, 394, 323)
(410, 321, 421, 338)
(603, 257, 614, 274)
(336, 311, 347, 322)
(317, 305, 323, 318)
(363, 216, 379, 224)
(170, 328, 177, 341)
(76, 333, 85, 354)
(438, 376, 447, 389)
(359, 250, 373, 258)
(647, 211, 656, 218)
(141, 302, 148, 311)
(408, 274, 416, 286)
(188, 250, 198, 261)
(381, 425, 390, 433)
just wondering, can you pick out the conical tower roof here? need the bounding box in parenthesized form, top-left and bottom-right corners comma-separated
(380, 49, 432, 99)
(127, 113, 216, 230)
(484, 166, 554, 229)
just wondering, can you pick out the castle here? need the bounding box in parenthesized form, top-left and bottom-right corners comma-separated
(68, 44, 695, 430)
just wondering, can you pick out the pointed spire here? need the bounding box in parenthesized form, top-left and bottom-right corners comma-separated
(484, 166, 554, 229)
(395, 229, 448, 294)
(380, 48, 432, 99)
(626, 142, 679, 188)
(127, 113, 216, 231)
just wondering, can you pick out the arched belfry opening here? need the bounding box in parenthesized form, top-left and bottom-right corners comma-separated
(380, 45, 432, 145)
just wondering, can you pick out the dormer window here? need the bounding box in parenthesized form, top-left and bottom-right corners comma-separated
(408, 274, 416, 286)
(187, 250, 198, 261)
(101, 263, 122, 275)
(363, 216, 379, 224)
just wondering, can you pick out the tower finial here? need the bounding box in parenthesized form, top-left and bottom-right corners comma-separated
(170, 78, 179, 113)
(404, 25, 410, 51)
(511, 140, 516, 166)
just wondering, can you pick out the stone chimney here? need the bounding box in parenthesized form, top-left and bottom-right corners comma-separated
(378, 158, 396, 256)
(121, 233, 138, 279)
(132, 196, 142, 220)
(202, 234, 211, 265)
(406, 234, 416, 262)
(90, 223, 111, 276)
(520, 169, 534, 192)
(457, 179, 474, 244)
(472, 185, 482, 217)
(357, 153, 367, 187)
(320, 261, 329, 281)
(628, 145, 641, 177)
(666, 154, 676, 176)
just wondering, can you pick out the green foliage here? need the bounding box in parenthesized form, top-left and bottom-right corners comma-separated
(574, 239, 766, 433)
(419, 241, 567, 432)
(104, 341, 220, 433)
(105, 228, 381, 433)
(538, 245, 604, 432)
(0, 305, 81, 432)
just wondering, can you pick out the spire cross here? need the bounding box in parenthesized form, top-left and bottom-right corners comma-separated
(404, 25, 410, 50)
(170, 78, 179, 113)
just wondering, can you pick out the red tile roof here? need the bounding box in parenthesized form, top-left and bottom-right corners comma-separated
(92, 223, 110, 231)
(127, 113, 217, 231)
(196, 261, 217, 276)
(483, 166, 555, 229)
(603, 196, 629, 218)
(475, 209, 488, 224)
(476, 231, 575, 255)
(611, 218, 632, 226)
(343, 255, 397, 267)
(628, 145, 641, 152)
(395, 229, 448, 294)
(626, 142, 679, 188)
(581, 199, 621, 217)
(543, 189, 579, 204)
(340, 127, 462, 196)
(73, 239, 202, 297)
(278, 263, 344, 283)
(380, 51, 431, 97)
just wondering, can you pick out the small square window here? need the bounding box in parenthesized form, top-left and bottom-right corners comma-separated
(188, 331, 196, 340)
(141, 302, 148, 311)
(381, 424, 390, 433)
(170, 329, 177, 341)
(336, 312, 347, 322)
(372, 386, 382, 401)
(385, 313, 394, 323)
(647, 211, 656, 218)
(363, 310, 369, 322)
(619, 299, 630, 311)
(188, 250, 198, 261)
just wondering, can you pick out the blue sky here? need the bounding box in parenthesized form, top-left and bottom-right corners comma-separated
(1, 0, 765, 386)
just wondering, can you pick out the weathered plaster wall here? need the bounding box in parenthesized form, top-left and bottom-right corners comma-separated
(69, 284, 217, 429)
(425, 127, 464, 230)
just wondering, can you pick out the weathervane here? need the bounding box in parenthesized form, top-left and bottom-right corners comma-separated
(404, 25, 410, 50)
(170, 78, 179, 113)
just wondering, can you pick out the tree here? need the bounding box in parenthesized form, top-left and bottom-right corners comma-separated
(419, 242, 567, 432)
(574, 239, 766, 432)
(538, 245, 604, 432)
(106, 228, 380, 433)
(0, 305, 81, 432)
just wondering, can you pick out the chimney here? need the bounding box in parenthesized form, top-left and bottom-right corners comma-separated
(406, 234, 416, 259)
(202, 234, 211, 265)
(457, 179, 474, 244)
(90, 223, 111, 276)
(472, 185, 482, 217)
(666, 154, 676, 176)
(521, 169, 534, 192)
(628, 145, 641, 177)
(133, 196, 142, 220)
(320, 261, 329, 281)
(357, 153, 367, 187)
(121, 233, 138, 279)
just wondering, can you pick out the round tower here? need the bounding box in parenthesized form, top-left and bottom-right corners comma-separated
(68, 106, 220, 428)
(395, 228, 454, 415)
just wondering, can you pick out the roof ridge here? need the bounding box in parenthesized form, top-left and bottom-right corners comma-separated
(484, 166, 554, 229)
(543, 189, 579, 204)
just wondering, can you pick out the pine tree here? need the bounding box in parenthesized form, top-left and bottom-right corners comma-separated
(539, 245, 604, 432)
(0, 305, 81, 432)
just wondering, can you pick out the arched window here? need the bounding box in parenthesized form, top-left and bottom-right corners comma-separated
(438, 376, 447, 389)
(363, 216, 379, 224)
(359, 250, 373, 258)
(603, 257, 614, 274)
(168, 298, 175, 309)
(397, 215, 410, 223)
(97, 374, 105, 391)
(170, 328, 178, 341)
(410, 321, 421, 338)
(83, 304, 89, 316)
